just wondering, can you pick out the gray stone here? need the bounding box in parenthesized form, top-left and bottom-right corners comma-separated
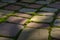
(54, 19, 60, 26)
(48, 2, 60, 9)
(16, 2, 29, 6)
(36, 1, 50, 4)
(0, 23, 24, 36)
(40, 7, 58, 12)
(0, 37, 13, 40)
(19, 8, 36, 13)
(17, 28, 49, 40)
(15, 13, 32, 18)
(4, 5, 21, 10)
(7, 16, 28, 24)
(27, 4, 42, 8)
(26, 22, 50, 28)
(51, 28, 60, 39)
(0, 10, 13, 16)
(36, 0, 55, 4)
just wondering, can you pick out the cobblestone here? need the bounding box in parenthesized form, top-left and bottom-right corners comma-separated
(16, 2, 29, 7)
(0, 10, 13, 15)
(36, 1, 50, 4)
(14, 13, 32, 18)
(19, 8, 37, 13)
(17, 28, 49, 40)
(40, 7, 58, 12)
(51, 28, 60, 39)
(7, 16, 28, 24)
(0, 10, 13, 18)
(0, 23, 24, 37)
(48, 2, 60, 9)
(26, 22, 50, 28)
(54, 19, 60, 27)
(27, 4, 43, 8)
(4, 5, 21, 10)
(30, 16, 53, 23)
(0, 37, 13, 40)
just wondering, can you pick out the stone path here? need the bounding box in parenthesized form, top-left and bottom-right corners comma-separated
(0, 0, 60, 40)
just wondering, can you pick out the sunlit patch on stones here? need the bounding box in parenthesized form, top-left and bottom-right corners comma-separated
(30, 16, 53, 23)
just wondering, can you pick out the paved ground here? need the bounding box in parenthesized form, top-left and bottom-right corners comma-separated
(0, 0, 60, 40)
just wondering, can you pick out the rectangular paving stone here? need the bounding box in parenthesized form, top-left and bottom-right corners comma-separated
(27, 4, 43, 8)
(14, 13, 32, 18)
(37, 12, 55, 16)
(48, 2, 60, 9)
(0, 2, 8, 7)
(1, 0, 17, 3)
(21, 0, 36, 3)
(54, 19, 60, 27)
(4, 5, 21, 10)
(30, 16, 53, 23)
(26, 22, 50, 28)
(16, 2, 29, 6)
(17, 28, 49, 40)
(36, 1, 50, 4)
(40, 7, 58, 12)
(0, 23, 24, 37)
(7, 16, 28, 25)
(19, 8, 37, 13)
(0, 37, 13, 40)
(51, 28, 60, 39)
(35, 0, 55, 4)
(0, 10, 14, 16)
